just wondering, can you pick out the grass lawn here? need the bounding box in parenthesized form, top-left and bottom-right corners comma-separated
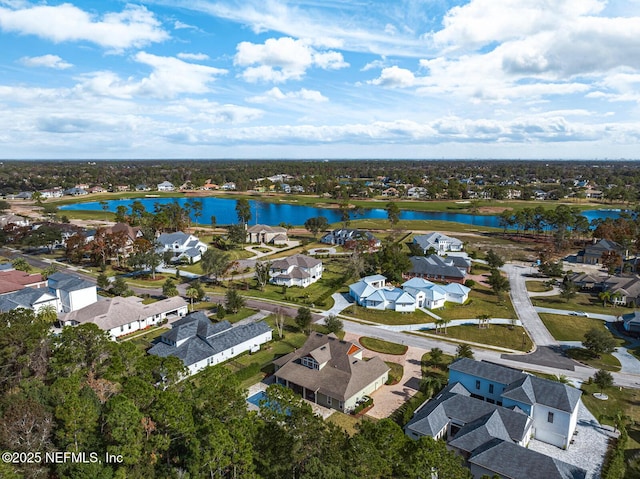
(342, 305, 432, 325)
(122, 327, 166, 350)
(326, 412, 368, 436)
(531, 293, 628, 317)
(211, 307, 259, 323)
(539, 313, 619, 341)
(385, 361, 404, 385)
(360, 337, 408, 355)
(566, 348, 621, 372)
(436, 287, 517, 321)
(526, 281, 553, 292)
(440, 324, 533, 352)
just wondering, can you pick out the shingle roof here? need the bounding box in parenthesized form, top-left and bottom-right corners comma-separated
(408, 255, 465, 279)
(413, 232, 463, 251)
(0, 287, 57, 311)
(247, 224, 287, 234)
(149, 313, 272, 368)
(501, 375, 582, 413)
(48, 272, 95, 292)
(270, 254, 321, 270)
(448, 358, 526, 386)
(469, 440, 587, 479)
(158, 231, 190, 246)
(273, 333, 389, 402)
(0, 270, 46, 294)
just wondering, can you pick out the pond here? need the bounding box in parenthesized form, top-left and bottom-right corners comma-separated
(59, 196, 624, 227)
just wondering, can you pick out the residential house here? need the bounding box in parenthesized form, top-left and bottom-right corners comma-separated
(39, 188, 63, 199)
(14, 191, 33, 200)
(577, 239, 625, 265)
(149, 312, 272, 376)
(413, 232, 464, 255)
(246, 224, 288, 244)
(622, 311, 640, 335)
(157, 181, 175, 191)
(101, 222, 144, 257)
(407, 186, 428, 198)
(568, 272, 606, 291)
(382, 187, 398, 197)
(273, 333, 389, 412)
(60, 295, 188, 340)
(320, 228, 381, 251)
(202, 179, 219, 190)
(221, 182, 236, 191)
(48, 272, 97, 313)
(0, 270, 47, 295)
(0, 214, 29, 227)
(269, 254, 323, 288)
(0, 287, 59, 314)
(405, 255, 470, 284)
(405, 359, 586, 479)
(348, 275, 470, 311)
(601, 275, 640, 306)
(115, 185, 129, 192)
(156, 231, 208, 263)
(135, 184, 150, 191)
(87, 186, 105, 194)
(64, 187, 88, 196)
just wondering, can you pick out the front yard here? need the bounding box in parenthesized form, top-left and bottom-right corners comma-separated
(532, 292, 628, 317)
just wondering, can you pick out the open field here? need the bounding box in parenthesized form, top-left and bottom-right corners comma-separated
(439, 324, 533, 351)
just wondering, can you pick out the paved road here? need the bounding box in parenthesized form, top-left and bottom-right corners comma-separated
(535, 306, 619, 322)
(503, 263, 558, 347)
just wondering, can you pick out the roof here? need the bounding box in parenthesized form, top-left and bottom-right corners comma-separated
(158, 231, 191, 245)
(408, 255, 466, 279)
(413, 232, 463, 250)
(0, 270, 46, 294)
(0, 287, 57, 312)
(273, 333, 389, 402)
(270, 254, 321, 270)
(61, 295, 187, 331)
(105, 222, 142, 241)
(48, 272, 95, 292)
(469, 440, 587, 479)
(448, 358, 527, 386)
(149, 312, 272, 367)
(247, 224, 287, 234)
(501, 375, 582, 413)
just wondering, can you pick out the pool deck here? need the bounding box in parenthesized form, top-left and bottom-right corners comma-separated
(246, 378, 334, 419)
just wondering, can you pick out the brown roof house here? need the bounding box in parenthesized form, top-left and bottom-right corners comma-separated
(273, 333, 389, 412)
(578, 239, 625, 265)
(246, 224, 288, 245)
(0, 270, 47, 295)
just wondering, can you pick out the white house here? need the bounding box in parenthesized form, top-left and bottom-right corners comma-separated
(413, 232, 464, 255)
(246, 224, 288, 244)
(0, 287, 59, 314)
(157, 181, 175, 191)
(149, 312, 272, 376)
(48, 272, 97, 313)
(269, 254, 323, 288)
(348, 275, 470, 311)
(60, 295, 188, 340)
(157, 231, 208, 263)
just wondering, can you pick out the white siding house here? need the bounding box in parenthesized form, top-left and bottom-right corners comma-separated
(47, 272, 97, 313)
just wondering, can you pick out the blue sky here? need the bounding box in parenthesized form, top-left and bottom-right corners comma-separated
(1, 0, 640, 160)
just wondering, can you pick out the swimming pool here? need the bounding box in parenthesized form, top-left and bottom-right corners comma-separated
(247, 390, 267, 406)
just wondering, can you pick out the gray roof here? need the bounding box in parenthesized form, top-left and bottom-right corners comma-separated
(501, 375, 582, 413)
(448, 410, 512, 453)
(449, 358, 527, 386)
(0, 287, 56, 312)
(271, 254, 321, 270)
(408, 255, 466, 279)
(158, 231, 190, 245)
(469, 440, 587, 479)
(413, 232, 463, 251)
(273, 333, 389, 402)
(149, 313, 272, 368)
(48, 272, 95, 292)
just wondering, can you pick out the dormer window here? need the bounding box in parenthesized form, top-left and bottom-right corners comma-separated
(301, 356, 319, 370)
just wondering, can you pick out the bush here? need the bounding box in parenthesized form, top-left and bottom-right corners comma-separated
(351, 396, 373, 415)
(464, 279, 476, 287)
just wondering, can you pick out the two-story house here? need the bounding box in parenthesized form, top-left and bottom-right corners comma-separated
(48, 272, 97, 313)
(269, 254, 323, 288)
(413, 232, 464, 255)
(156, 231, 208, 263)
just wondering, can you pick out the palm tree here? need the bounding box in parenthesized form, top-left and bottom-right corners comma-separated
(442, 318, 451, 335)
(477, 314, 490, 329)
(598, 290, 611, 307)
(434, 318, 444, 335)
(37, 304, 58, 324)
(185, 287, 199, 311)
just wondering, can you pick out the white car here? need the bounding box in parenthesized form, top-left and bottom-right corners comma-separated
(569, 311, 589, 317)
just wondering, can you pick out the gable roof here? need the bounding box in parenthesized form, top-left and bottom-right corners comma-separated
(247, 224, 287, 234)
(0, 270, 46, 294)
(105, 222, 142, 241)
(158, 231, 192, 246)
(273, 333, 389, 402)
(408, 255, 466, 278)
(271, 254, 321, 270)
(0, 287, 57, 312)
(413, 232, 463, 250)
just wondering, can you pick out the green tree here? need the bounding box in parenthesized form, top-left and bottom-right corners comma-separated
(11, 257, 31, 272)
(429, 347, 444, 369)
(255, 260, 271, 291)
(304, 216, 329, 238)
(36, 304, 58, 324)
(592, 369, 614, 394)
(560, 276, 578, 302)
(31, 191, 44, 206)
(99, 200, 109, 221)
(225, 288, 245, 314)
(186, 286, 199, 311)
(583, 327, 617, 358)
(456, 343, 474, 359)
(110, 276, 129, 296)
(324, 314, 343, 335)
(227, 223, 246, 247)
(485, 249, 504, 268)
(378, 241, 411, 283)
(162, 278, 178, 297)
(96, 273, 110, 290)
(295, 306, 313, 334)
(201, 248, 232, 283)
(488, 268, 510, 300)
(235, 198, 251, 224)
(41, 264, 58, 280)
(385, 201, 400, 227)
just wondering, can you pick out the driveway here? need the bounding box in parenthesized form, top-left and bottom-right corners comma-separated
(341, 332, 426, 420)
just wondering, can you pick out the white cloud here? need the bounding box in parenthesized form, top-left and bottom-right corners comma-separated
(76, 53, 227, 99)
(247, 87, 328, 103)
(368, 66, 417, 88)
(19, 54, 72, 69)
(0, 3, 168, 50)
(235, 37, 348, 82)
(177, 52, 210, 61)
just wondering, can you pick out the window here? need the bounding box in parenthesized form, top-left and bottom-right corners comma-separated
(475, 380, 480, 390)
(327, 396, 332, 406)
(548, 412, 554, 423)
(489, 384, 494, 394)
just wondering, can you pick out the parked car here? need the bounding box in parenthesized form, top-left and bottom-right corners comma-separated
(569, 311, 589, 317)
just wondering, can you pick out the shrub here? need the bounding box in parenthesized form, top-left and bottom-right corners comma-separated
(351, 396, 373, 415)
(464, 279, 476, 287)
